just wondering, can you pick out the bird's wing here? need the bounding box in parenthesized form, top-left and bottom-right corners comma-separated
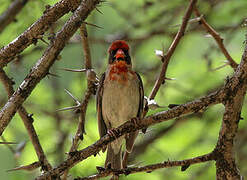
(96, 73, 108, 139)
(136, 72, 144, 119)
(125, 72, 144, 153)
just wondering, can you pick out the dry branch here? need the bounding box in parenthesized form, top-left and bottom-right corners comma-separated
(62, 18, 95, 180)
(0, 69, 52, 171)
(75, 152, 215, 180)
(213, 39, 247, 179)
(194, 7, 238, 69)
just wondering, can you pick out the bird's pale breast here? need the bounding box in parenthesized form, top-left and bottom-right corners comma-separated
(102, 69, 140, 153)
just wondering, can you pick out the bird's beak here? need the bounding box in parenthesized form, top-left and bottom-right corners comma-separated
(115, 49, 125, 60)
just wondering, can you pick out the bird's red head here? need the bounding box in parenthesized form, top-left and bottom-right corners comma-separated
(108, 40, 131, 65)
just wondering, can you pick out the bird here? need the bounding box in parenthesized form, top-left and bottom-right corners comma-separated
(96, 40, 144, 176)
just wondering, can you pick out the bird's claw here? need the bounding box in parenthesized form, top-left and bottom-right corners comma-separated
(130, 117, 139, 127)
(107, 129, 118, 139)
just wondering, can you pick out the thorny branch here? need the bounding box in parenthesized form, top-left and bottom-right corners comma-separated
(62, 23, 96, 180)
(144, 0, 198, 116)
(0, 69, 52, 171)
(75, 152, 215, 180)
(194, 7, 238, 70)
(0, 0, 101, 136)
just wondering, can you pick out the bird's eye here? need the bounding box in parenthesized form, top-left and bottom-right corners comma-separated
(111, 50, 116, 56)
(123, 49, 128, 55)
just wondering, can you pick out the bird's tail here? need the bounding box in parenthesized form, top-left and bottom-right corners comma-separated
(105, 144, 122, 180)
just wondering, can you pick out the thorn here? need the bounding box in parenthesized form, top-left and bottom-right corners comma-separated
(47, 72, 60, 78)
(0, 142, 17, 144)
(170, 15, 203, 27)
(56, 105, 81, 112)
(83, 21, 103, 29)
(181, 164, 190, 171)
(96, 166, 105, 172)
(64, 89, 80, 105)
(60, 68, 87, 73)
(168, 104, 180, 108)
(95, 7, 103, 14)
(68, 150, 78, 156)
(7, 161, 41, 172)
(40, 38, 49, 45)
(211, 62, 230, 71)
(165, 77, 176, 80)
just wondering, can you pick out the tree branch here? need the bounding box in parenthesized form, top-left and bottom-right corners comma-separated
(214, 37, 247, 179)
(143, 0, 198, 118)
(75, 152, 215, 180)
(0, 0, 101, 136)
(194, 7, 238, 70)
(62, 24, 96, 180)
(0, 69, 52, 171)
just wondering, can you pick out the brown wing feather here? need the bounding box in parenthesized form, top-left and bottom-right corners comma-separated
(96, 73, 108, 140)
(125, 72, 144, 153)
(136, 72, 144, 119)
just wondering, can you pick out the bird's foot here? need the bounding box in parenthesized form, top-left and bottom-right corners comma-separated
(107, 129, 118, 139)
(130, 117, 140, 127)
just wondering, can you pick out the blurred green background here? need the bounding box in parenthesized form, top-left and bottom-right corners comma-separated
(0, 0, 247, 179)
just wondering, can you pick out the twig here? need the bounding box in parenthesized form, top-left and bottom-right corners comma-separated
(62, 23, 96, 180)
(75, 152, 215, 180)
(61, 68, 87, 72)
(0, 0, 29, 33)
(0, 69, 52, 171)
(144, 0, 198, 116)
(194, 7, 238, 69)
(0, 0, 101, 136)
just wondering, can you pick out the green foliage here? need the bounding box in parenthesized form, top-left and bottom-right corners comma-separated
(0, 0, 247, 179)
